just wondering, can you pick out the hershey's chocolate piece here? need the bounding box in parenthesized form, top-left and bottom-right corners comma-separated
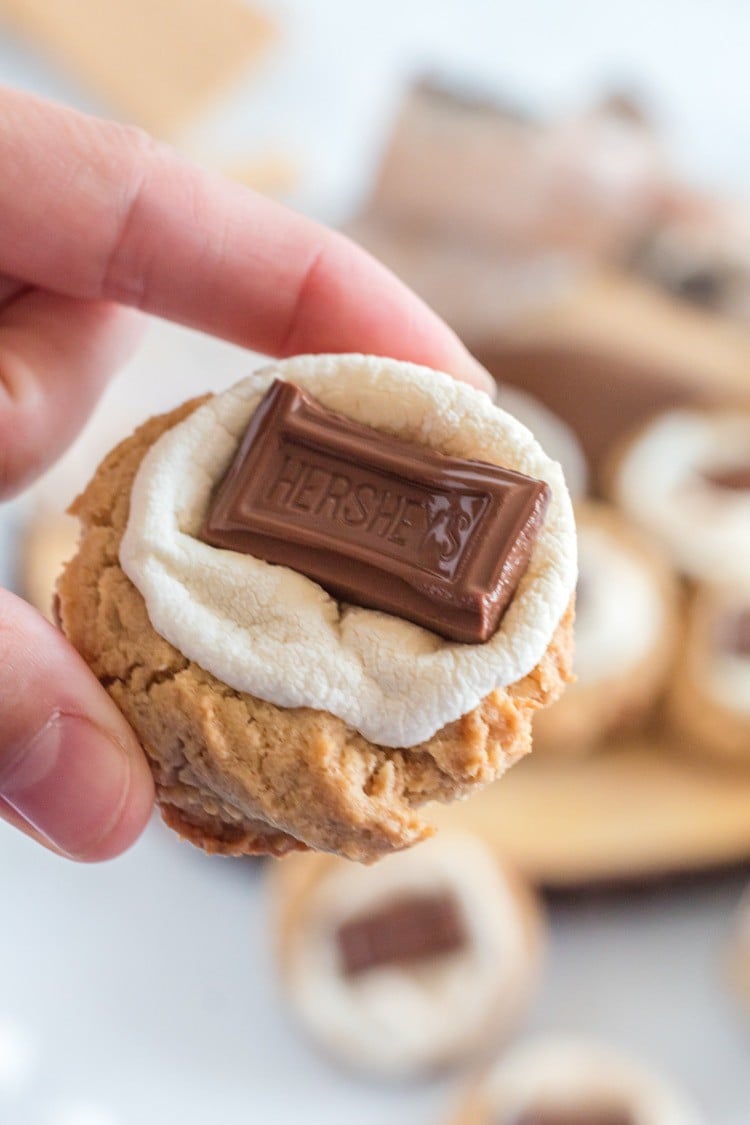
(718, 608, 750, 657)
(336, 891, 467, 977)
(704, 464, 750, 491)
(201, 381, 550, 644)
(673, 268, 728, 309)
(503, 1109, 634, 1125)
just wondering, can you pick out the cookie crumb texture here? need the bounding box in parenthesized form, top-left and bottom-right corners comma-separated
(57, 401, 574, 862)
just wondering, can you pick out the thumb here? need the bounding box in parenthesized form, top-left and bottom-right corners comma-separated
(0, 590, 153, 860)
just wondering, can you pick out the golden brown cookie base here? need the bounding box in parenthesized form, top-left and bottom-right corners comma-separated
(160, 802, 307, 858)
(668, 585, 750, 764)
(57, 398, 573, 862)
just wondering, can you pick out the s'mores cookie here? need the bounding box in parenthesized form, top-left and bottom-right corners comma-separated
(607, 409, 750, 587)
(668, 584, 750, 764)
(272, 832, 543, 1077)
(534, 504, 678, 754)
(450, 1037, 702, 1124)
(57, 355, 576, 862)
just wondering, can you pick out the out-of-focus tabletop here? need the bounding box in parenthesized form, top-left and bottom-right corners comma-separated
(1, 2, 750, 1122)
(1, 815, 748, 1124)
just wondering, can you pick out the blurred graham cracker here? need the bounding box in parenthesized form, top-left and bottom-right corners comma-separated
(0, 0, 276, 136)
(221, 152, 299, 197)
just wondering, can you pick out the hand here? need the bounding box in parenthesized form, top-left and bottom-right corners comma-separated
(0, 87, 492, 861)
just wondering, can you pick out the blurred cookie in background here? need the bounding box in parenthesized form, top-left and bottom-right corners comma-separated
(494, 385, 589, 501)
(272, 833, 543, 1078)
(449, 1036, 702, 1124)
(607, 409, 750, 587)
(668, 584, 750, 765)
(533, 504, 679, 755)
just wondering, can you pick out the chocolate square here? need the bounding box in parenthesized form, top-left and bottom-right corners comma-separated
(718, 608, 750, 657)
(704, 464, 750, 491)
(336, 891, 467, 977)
(200, 381, 550, 644)
(504, 1109, 634, 1125)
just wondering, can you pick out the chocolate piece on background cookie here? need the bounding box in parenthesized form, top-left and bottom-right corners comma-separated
(57, 354, 576, 862)
(668, 584, 750, 765)
(533, 503, 679, 755)
(632, 200, 750, 327)
(730, 883, 750, 1016)
(272, 832, 543, 1078)
(503, 1110, 632, 1124)
(336, 891, 468, 977)
(607, 408, 750, 586)
(449, 1037, 702, 1125)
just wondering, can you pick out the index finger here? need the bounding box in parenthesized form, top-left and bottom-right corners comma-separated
(0, 88, 491, 391)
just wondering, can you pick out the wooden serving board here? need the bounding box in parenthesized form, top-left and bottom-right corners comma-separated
(432, 742, 750, 891)
(460, 274, 750, 890)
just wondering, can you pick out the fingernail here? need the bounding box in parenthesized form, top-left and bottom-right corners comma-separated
(0, 712, 131, 859)
(463, 354, 497, 398)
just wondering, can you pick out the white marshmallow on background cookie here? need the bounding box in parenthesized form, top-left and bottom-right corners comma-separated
(668, 583, 750, 764)
(534, 504, 679, 755)
(271, 832, 543, 1079)
(494, 385, 590, 501)
(450, 1036, 703, 1124)
(608, 409, 750, 587)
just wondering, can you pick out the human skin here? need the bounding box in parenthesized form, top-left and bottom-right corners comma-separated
(0, 87, 492, 862)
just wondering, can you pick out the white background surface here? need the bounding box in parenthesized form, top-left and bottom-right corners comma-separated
(1, 2, 750, 1122)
